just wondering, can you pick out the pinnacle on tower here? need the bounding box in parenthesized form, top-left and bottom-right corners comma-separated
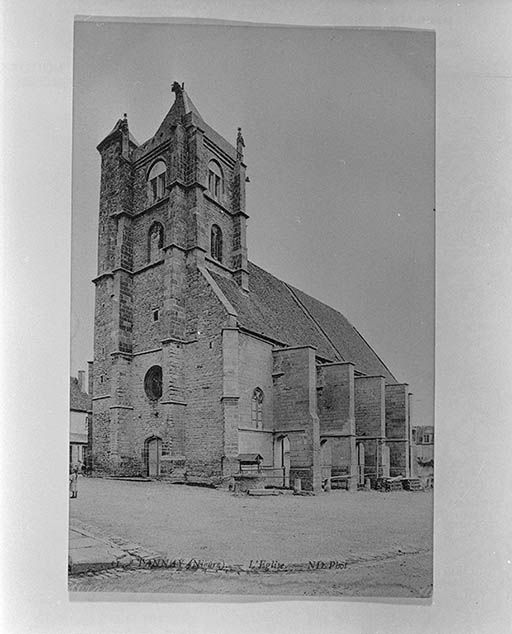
(236, 127, 245, 160)
(152, 81, 204, 140)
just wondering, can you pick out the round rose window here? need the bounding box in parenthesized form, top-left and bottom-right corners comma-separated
(144, 365, 162, 401)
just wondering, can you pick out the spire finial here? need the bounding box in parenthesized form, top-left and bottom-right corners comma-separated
(236, 127, 245, 159)
(171, 81, 183, 97)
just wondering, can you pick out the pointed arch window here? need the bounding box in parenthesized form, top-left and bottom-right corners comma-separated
(148, 222, 164, 262)
(207, 160, 223, 200)
(211, 224, 223, 263)
(147, 160, 167, 204)
(251, 388, 264, 429)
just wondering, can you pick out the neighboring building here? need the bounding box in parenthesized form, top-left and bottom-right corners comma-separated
(412, 426, 434, 487)
(70, 371, 91, 467)
(90, 82, 415, 491)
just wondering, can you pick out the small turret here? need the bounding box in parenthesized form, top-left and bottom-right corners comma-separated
(232, 126, 249, 291)
(97, 112, 138, 159)
(236, 127, 245, 160)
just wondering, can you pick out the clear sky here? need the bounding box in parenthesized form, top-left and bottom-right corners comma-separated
(71, 22, 434, 426)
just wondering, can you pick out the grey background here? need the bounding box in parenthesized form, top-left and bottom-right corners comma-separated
(3, 1, 511, 633)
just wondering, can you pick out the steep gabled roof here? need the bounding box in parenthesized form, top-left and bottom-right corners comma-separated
(287, 283, 396, 381)
(209, 262, 397, 382)
(97, 117, 139, 150)
(153, 84, 204, 140)
(134, 83, 237, 162)
(210, 265, 339, 360)
(70, 377, 91, 412)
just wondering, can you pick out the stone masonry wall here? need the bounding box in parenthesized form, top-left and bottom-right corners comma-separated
(131, 266, 165, 353)
(385, 383, 410, 477)
(118, 216, 134, 271)
(132, 205, 168, 271)
(317, 363, 357, 483)
(221, 328, 240, 472)
(129, 350, 170, 473)
(91, 397, 112, 472)
(317, 363, 355, 435)
(93, 126, 135, 474)
(238, 334, 274, 432)
(93, 278, 113, 397)
(162, 339, 187, 462)
(204, 197, 234, 267)
(355, 376, 386, 481)
(238, 430, 273, 465)
(97, 144, 120, 273)
(354, 376, 386, 438)
(115, 271, 133, 354)
(182, 266, 229, 477)
(272, 347, 321, 491)
(133, 157, 162, 214)
(204, 146, 234, 208)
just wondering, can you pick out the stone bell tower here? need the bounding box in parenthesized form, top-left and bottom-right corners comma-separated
(91, 83, 250, 475)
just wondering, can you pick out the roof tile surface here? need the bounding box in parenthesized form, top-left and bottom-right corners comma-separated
(210, 262, 396, 381)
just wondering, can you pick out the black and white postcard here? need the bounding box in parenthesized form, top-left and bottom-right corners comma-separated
(68, 20, 435, 599)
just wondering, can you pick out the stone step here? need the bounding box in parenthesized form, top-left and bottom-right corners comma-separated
(247, 489, 282, 496)
(105, 476, 153, 482)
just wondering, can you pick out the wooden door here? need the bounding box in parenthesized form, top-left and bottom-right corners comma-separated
(147, 437, 161, 477)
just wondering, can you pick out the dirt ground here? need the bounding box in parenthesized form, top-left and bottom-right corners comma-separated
(69, 477, 433, 598)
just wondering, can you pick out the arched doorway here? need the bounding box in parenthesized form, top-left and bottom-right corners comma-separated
(145, 436, 162, 477)
(356, 442, 365, 485)
(275, 435, 290, 487)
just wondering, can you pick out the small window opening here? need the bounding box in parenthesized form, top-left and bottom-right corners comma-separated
(153, 309, 159, 322)
(207, 160, 223, 200)
(211, 224, 223, 263)
(147, 160, 167, 205)
(148, 222, 164, 262)
(251, 387, 264, 429)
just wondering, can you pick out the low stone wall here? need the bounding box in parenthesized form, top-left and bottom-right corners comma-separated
(232, 473, 266, 492)
(290, 467, 314, 491)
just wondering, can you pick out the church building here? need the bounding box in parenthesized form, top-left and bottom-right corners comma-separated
(91, 82, 413, 492)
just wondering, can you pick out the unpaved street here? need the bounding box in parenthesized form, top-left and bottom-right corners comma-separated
(69, 477, 433, 597)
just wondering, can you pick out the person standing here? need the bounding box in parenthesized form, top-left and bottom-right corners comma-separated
(69, 465, 79, 499)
